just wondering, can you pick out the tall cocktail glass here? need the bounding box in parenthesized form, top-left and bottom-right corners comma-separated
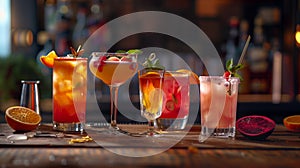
(200, 76, 239, 138)
(156, 71, 190, 130)
(89, 52, 138, 131)
(138, 68, 165, 136)
(52, 57, 87, 132)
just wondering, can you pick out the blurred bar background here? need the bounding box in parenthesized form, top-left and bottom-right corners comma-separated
(0, 0, 299, 124)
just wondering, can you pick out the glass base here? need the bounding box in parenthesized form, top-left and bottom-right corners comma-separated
(156, 117, 188, 130)
(132, 130, 161, 137)
(53, 122, 84, 133)
(201, 126, 235, 138)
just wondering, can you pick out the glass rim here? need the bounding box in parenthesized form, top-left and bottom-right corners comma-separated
(90, 52, 138, 57)
(54, 57, 87, 61)
(199, 75, 240, 82)
(21, 80, 40, 84)
(165, 71, 190, 77)
(138, 68, 165, 73)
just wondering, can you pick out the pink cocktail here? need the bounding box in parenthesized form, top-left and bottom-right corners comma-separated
(200, 76, 239, 138)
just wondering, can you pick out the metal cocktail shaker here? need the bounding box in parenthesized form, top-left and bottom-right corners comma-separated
(20, 80, 40, 115)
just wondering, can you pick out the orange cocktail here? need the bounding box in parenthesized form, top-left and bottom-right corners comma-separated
(139, 70, 165, 120)
(139, 68, 165, 136)
(53, 57, 87, 132)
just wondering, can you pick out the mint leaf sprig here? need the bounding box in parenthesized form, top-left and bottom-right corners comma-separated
(224, 58, 244, 95)
(225, 35, 250, 81)
(116, 49, 143, 54)
(142, 53, 165, 70)
(225, 58, 244, 80)
(127, 49, 143, 54)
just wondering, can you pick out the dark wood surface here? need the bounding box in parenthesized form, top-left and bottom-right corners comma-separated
(0, 123, 300, 167)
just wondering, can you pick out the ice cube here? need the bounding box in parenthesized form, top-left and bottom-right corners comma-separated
(58, 80, 72, 93)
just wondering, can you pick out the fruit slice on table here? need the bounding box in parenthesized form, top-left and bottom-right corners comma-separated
(236, 115, 275, 140)
(176, 69, 200, 85)
(40, 50, 58, 68)
(5, 106, 41, 131)
(283, 115, 300, 132)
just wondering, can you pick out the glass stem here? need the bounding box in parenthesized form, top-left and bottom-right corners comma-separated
(148, 120, 155, 134)
(110, 85, 119, 128)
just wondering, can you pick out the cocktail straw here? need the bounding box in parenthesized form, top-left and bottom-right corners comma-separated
(238, 35, 251, 65)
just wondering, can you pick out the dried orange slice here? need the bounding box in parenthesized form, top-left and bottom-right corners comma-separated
(143, 71, 161, 78)
(5, 106, 41, 131)
(176, 69, 200, 85)
(283, 115, 300, 132)
(40, 50, 58, 68)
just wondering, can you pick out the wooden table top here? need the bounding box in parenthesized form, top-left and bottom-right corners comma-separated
(0, 123, 300, 167)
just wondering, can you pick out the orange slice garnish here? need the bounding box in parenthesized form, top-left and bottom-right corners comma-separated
(283, 115, 300, 132)
(143, 71, 161, 78)
(176, 69, 200, 85)
(40, 50, 58, 68)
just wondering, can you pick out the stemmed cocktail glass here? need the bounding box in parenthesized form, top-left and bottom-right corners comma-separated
(138, 68, 165, 136)
(89, 52, 138, 133)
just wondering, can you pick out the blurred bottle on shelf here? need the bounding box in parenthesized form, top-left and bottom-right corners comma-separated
(72, 3, 88, 48)
(72, 0, 105, 48)
(51, 0, 73, 56)
(44, 0, 56, 34)
(225, 16, 239, 65)
(87, 0, 104, 31)
(54, 14, 73, 56)
(248, 15, 275, 94)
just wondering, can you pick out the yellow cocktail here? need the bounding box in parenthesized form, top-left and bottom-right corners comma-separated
(89, 52, 138, 130)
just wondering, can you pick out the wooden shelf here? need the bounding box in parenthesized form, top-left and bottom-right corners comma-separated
(238, 94, 292, 103)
